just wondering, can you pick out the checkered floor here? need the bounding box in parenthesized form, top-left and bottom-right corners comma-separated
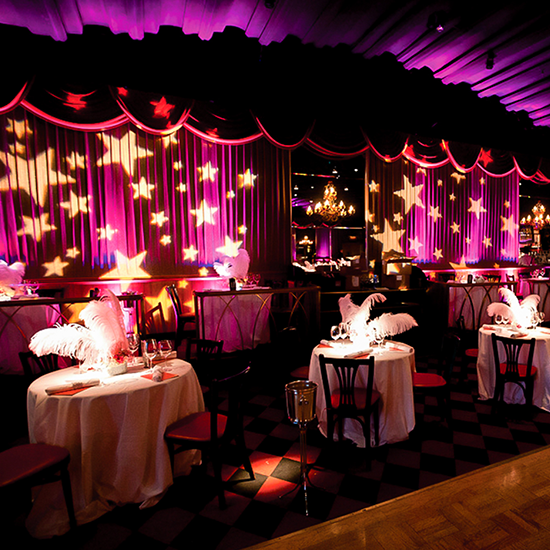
(4, 347, 550, 550)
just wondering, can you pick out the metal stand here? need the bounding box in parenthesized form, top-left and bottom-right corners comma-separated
(283, 380, 318, 516)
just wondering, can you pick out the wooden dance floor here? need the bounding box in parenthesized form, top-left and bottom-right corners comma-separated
(249, 445, 550, 549)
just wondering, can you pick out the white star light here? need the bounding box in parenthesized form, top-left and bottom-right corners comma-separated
(131, 177, 156, 200)
(197, 162, 218, 182)
(100, 251, 150, 279)
(450, 222, 460, 234)
(60, 191, 91, 218)
(151, 211, 169, 227)
(483, 236, 492, 248)
(394, 175, 424, 214)
(468, 197, 487, 220)
(191, 200, 218, 227)
(428, 205, 442, 223)
(43, 256, 69, 277)
(500, 214, 519, 237)
(369, 180, 380, 193)
(408, 236, 423, 254)
(216, 236, 243, 258)
(434, 248, 443, 260)
(96, 130, 153, 178)
(97, 224, 118, 240)
(65, 247, 80, 258)
(238, 169, 257, 188)
(183, 245, 199, 262)
(393, 212, 403, 224)
(160, 235, 171, 246)
(17, 214, 56, 242)
(371, 219, 406, 253)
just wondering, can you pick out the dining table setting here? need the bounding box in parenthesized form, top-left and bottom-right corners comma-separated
(20, 289, 205, 538)
(477, 287, 550, 411)
(307, 292, 419, 448)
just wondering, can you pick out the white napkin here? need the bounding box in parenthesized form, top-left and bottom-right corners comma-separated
(45, 379, 100, 395)
(343, 348, 373, 358)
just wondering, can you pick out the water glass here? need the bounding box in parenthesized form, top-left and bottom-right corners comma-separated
(142, 339, 158, 369)
(127, 333, 140, 365)
(158, 339, 173, 361)
(330, 325, 341, 340)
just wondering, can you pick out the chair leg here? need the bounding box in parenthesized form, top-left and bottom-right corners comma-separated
(59, 466, 77, 530)
(235, 431, 254, 480)
(373, 407, 380, 447)
(211, 455, 226, 509)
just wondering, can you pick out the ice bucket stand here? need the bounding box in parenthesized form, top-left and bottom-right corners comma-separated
(284, 380, 318, 516)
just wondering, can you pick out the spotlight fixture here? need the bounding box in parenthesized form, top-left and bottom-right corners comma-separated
(427, 12, 446, 32)
(486, 50, 496, 70)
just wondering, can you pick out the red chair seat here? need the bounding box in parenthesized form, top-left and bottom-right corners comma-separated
(165, 412, 228, 443)
(412, 372, 446, 388)
(290, 366, 309, 379)
(331, 388, 381, 409)
(0, 444, 69, 488)
(499, 363, 537, 378)
(465, 348, 478, 358)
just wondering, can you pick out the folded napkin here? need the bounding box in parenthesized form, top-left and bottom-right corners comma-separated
(46, 379, 100, 396)
(482, 325, 497, 331)
(509, 331, 528, 339)
(386, 342, 411, 352)
(142, 367, 177, 382)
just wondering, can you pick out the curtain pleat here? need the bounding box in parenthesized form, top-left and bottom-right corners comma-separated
(0, 108, 290, 280)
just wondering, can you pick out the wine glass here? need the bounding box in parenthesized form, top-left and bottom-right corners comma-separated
(158, 339, 173, 361)
(495, 314, 503, 325)
(330, 325, 341, 340)
(143, 339, 158, 369)
(374, 328, 385, 348)
(339, 322, 348, 340)
(127, 333, 140, 366)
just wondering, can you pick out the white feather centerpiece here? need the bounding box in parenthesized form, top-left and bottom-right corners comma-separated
(368, 313, 418, 339)
(486, 288, 541, 329)
(0, 260, 25, 298)
(29, 289, 130, 374)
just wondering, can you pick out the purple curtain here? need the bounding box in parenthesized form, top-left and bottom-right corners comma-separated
(367, 152, 519, 268)
(0, 107, 290, 280)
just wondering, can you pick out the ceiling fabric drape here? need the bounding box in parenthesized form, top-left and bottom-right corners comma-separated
(0, 73, 545, 184)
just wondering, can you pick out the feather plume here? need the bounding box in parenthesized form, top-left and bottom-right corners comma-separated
(79, 299, 128, 357)
(520, 294, 541, 312)
(29, 323, 103, 364)
(0, 260, 25, 290)
(338, 294, 359, 324)
(101, 289, 128, 338)
(499, 287, 521, 311)
(368, 312, 418, 337)
(487, 302, 516, 324)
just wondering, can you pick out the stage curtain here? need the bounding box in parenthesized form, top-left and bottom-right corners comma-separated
(366, 152, 519, 268)
(0, 107, 290, 280)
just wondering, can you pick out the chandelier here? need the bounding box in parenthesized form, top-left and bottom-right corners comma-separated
(521, 201, 550, 228)
(306, 183, 355, 224)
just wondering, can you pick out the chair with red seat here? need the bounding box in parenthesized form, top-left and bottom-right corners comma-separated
(318, 354, 380, 456)
(0, 443, 76, 531)
(19, 351, 60, 385)
(164, 364, 254, 509)
(413, 332, 461, 425)
(185, 338, 224, 400)
(290, 365, 309, 379)
(491, 333, 537, 415)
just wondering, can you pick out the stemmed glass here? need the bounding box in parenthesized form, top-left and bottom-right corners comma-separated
(330, 325, 341, 340)
(127, 333, 140, 366)
(158, 339, 173, 362)
(495, 314, 503, 326)
(373, 328, 385, 348)
(143, 339, 158, 369)
(339, 323, 348, 340)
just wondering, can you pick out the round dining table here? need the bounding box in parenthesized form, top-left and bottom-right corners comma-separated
(477, 324, 550, 411)
(308, 340, 416, 448)
(26, 358, 204, 538)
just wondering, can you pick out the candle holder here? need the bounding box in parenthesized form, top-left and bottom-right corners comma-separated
(283, 380, 318, 516)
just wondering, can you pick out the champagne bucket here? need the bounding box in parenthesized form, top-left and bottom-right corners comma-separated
(285, 380, 317, 425)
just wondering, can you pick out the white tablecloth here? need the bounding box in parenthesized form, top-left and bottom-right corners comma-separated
(308, 342, 416, 448)
(0, 301, 60, 374)
(199, 289, 272, 353)
(477, 325, 550, 411)
(26, 359, 204, 538)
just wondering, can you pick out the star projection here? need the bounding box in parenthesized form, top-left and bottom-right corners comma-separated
(367, 154, 519, 268)
(0, 110, 277, 279)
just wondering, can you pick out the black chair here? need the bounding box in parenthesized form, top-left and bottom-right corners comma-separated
(19, 351, 60, 384)
(491, 333, 537, 415)
(165, 284, 196, 348)
(185, 338, 224, 396)
(412, 332, 461, 425)
(0, 443, 76, 531)
(164, 364, 254, 509)
(318, 354, 380, 453)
